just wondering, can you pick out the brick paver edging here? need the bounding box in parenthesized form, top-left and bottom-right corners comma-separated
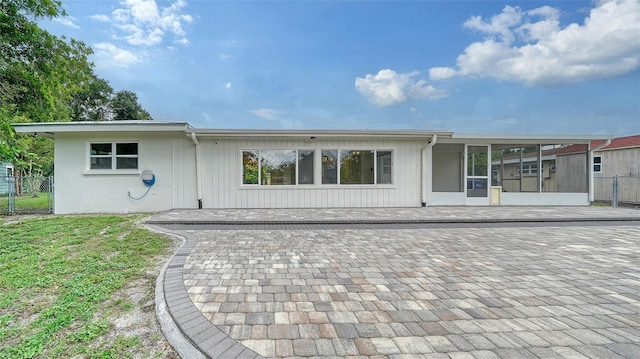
(148, 224, 263, 359)
(145, 216, 640, 226)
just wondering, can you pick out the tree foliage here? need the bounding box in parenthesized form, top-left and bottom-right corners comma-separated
(0, 0, 153, 176)
(70, 75, 114, 121)
(111, 90, 153, 121)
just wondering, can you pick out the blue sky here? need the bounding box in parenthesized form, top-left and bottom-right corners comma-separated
(43, 0, 639, 135)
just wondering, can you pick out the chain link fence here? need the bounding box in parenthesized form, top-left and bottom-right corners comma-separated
(594, 175, 640, 208)
(0, 176, 54, 215)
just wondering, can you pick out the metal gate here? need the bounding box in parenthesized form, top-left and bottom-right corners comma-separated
(594, 175, 640, 208)
(0, 175, 54, 214)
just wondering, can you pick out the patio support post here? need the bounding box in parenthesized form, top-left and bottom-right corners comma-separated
(421, 134, 437, 206)
(189, 132, 203, 209)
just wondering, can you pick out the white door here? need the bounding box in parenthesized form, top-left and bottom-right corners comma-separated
(465, 145, 490, 205)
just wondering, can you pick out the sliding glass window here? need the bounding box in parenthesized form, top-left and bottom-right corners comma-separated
(298, 150, 314, 185)
(242, 151, 259, 185)
(261, 150, 296, 185)
(376, 151, 392, 184)
(242, 150, 314, 186)
(321, 150, 338, 184)
(326, 149, 392, 185)
(340, 150, 374, 184)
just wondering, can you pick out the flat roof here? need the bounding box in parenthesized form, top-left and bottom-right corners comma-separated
(12, 121, 191, 137)
(189, 128, 454, 139)
(12, 121, 612, 143)
(451, 133, 612, 144)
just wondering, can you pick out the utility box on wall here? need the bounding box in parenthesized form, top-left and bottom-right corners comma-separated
(490, 186, 502, 205)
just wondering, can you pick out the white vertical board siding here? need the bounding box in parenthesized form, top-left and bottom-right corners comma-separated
(199, 137, 424, 208)
(171, 133, 198, 209)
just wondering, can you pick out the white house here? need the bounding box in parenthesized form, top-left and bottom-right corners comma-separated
(13, 121, 610, 214)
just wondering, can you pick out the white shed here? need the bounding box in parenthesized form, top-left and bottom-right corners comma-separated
(13, 121, 610, 214)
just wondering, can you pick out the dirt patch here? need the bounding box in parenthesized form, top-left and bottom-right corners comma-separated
(103, 230, 183, 359)
(1, 215, 184, 358)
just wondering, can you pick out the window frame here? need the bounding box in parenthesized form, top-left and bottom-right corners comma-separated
(593, 155, 602, 173)
(241, 148, 394, 187)
(87, 141, 139, 173)
(241, 149, 315, 186)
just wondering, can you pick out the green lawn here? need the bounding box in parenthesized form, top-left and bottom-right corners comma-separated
(0, 193, 52, 214)
(15, 193, 52, 212)
(0, 215, 174, 358)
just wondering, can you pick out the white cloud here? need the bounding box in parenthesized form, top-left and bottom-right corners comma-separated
(250, 108, 283, 121)
(430, 0, 640, 86)
(429, 67, 457, 80)
(225, 82, 232, 89)
(355, 69, 448, 107)
(54, 17, 80, 29)
(91, 0, 193, 47)
(464, 5, 522, 43)
(219, 54, 232, 60)
(174, 38, 190, 46)
(90, 14, 110, 22)
(410, 107, 425, 118)
(94, 42, 141, 67)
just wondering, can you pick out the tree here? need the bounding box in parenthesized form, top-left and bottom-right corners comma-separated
(111, 90, 153, 121)
(1, 0, 93, 122)
(70, 75, 114, 121)
(1, 0, 86, 174)
(1, 0, 154, 177)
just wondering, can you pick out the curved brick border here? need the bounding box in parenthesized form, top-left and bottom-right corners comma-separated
(149, 224, 262, 359)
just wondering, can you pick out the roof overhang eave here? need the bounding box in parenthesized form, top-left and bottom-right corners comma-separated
(450, 133, 613, 145)
(12, 121, 192, 137)
(189, 129, 454, 139)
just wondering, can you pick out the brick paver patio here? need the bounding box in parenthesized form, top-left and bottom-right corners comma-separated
(173, 221, 640, 358)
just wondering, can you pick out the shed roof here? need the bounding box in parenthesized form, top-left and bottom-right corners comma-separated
(592, 134, 640, 151)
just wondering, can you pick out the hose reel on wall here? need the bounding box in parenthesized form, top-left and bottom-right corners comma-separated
(128, 170, 155, 200)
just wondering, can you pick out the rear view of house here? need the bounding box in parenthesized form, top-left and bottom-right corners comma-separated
(12, 121, 612, 214)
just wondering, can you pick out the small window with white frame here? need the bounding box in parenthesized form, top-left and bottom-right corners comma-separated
(90, 142, 138, 170)
(593, 155, 602, 173)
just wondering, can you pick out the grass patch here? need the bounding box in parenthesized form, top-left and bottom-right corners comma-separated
(0, 215, 175, 359)
(0, 193, 51, 214)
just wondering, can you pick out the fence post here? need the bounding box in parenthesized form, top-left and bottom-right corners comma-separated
(8, 176, 15, 214)
(48, 176, 54, 214)
(612, 175, 619, 208)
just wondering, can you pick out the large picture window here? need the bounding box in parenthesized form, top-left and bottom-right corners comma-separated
(243, 149, 393, 186)
(340, 150, 374, 184)
(90, 142, 138, 170)
(242, 150, 314, 186)
(261, 150, 296, 185)
(326, 149, 392, 185)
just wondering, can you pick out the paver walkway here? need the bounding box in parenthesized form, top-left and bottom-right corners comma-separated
(150, 207, 640, 359)
(148, 206, 640, 224)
